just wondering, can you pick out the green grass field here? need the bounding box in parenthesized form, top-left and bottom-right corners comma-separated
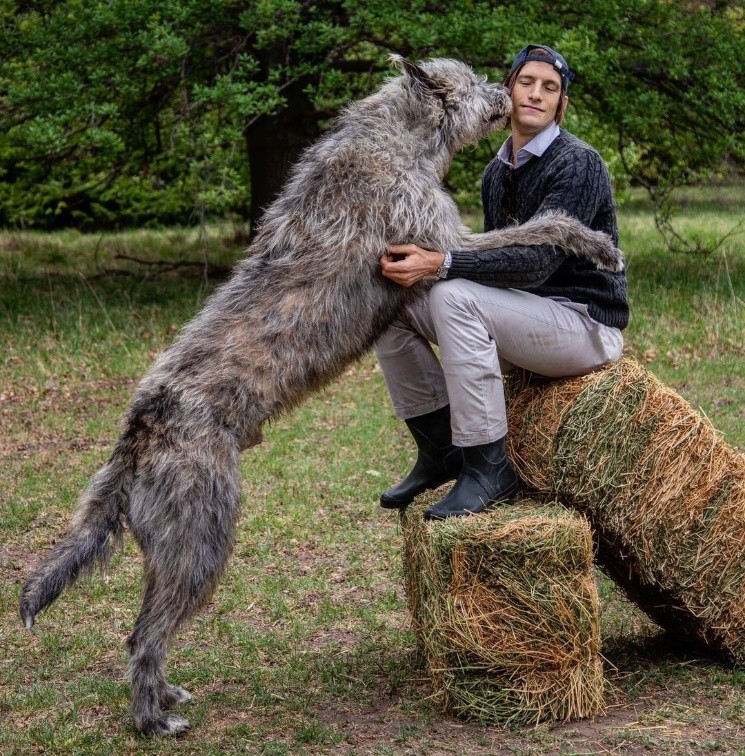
(1, 188, 744, 754)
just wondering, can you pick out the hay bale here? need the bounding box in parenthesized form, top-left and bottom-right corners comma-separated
(400, 497, 605, 725)
(506, 358, 745, 662)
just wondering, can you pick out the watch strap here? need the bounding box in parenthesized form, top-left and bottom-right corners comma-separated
(437, 250, 452, 279)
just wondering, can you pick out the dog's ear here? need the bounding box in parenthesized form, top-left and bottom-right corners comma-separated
(389, 54, 428, 82)
(389, 54, 451, 104)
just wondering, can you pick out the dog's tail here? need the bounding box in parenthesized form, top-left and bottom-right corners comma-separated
(20, 448, 132, 629)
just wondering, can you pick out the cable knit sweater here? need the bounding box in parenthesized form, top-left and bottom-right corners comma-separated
(448, 129, 629, 329)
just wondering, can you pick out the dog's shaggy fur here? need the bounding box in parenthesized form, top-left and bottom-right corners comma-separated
(20, 56, 623, 736)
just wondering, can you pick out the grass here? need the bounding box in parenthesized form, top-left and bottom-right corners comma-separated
(619, 186, 745, 448)
(1, 186, 744, 753)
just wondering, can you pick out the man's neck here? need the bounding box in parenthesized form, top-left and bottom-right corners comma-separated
(510, 128, 538, 159)
(506, 123, 561, 167)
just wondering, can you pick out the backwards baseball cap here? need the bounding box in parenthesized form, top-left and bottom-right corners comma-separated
(509, 44, 575, 91)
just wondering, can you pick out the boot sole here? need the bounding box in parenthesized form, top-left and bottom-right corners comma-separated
(379, 474, 459, 510)
(423, 482, 520, 521)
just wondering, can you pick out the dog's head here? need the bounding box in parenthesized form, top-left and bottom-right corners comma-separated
(390, 55, 511, 153)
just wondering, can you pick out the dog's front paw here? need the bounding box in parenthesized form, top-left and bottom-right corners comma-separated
(590, 231, 625, 273)
(596, 245, 625, 273)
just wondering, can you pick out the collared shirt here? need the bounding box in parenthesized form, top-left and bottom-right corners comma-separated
(497, 123, 561, 168)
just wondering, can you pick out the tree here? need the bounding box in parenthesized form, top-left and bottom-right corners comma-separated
(546, 0, 745, 251)
(1, 0, 743, 233)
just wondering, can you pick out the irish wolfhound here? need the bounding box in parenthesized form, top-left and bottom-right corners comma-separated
(20, 55, 623, 736)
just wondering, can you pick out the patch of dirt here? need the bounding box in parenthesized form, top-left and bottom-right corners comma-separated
(306, 629, 362, 653)
(306, 685, 745, 755)
(0, 376, 135, 459)
(0, 545, 39, 582)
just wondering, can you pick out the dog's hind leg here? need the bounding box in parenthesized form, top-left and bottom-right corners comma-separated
(126, 445, 241, 736)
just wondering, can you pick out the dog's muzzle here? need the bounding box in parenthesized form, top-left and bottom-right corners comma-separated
(490, 85, 512, 121)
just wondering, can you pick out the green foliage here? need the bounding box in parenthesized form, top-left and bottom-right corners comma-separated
(552, 2, 744, 180)
(0, 0, 743, 230)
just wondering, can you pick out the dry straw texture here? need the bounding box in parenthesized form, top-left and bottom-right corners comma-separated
(506, 357, 745, 661)
(400, 499, 605, 725)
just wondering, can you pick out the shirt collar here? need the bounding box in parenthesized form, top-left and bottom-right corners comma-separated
(497, 123, 561, 168)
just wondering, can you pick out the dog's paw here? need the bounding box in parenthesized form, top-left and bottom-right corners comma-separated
(594, 245, 625, 273)
(160, 684, 193, 708)
(140, 714, 190, 737)
(601, 245, 625, 273)
(588, 231, 625, 273)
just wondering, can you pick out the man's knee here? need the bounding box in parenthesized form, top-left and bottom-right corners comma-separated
(430, 278, 473, 312)
(429, 279, 495, 323)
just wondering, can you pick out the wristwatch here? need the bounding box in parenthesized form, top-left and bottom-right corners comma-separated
(436, 250, 452, 279)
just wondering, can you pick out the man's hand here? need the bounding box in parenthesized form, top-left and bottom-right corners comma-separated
(380, 244, 445, 287)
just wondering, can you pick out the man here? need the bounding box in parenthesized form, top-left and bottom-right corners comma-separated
(374, 44, 629, 520)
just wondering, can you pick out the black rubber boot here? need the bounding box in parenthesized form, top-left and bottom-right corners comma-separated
(423, 436, 519, 520)
(380, 405, 463, 509)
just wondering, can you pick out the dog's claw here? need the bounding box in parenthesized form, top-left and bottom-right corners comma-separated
(161, 715, 190, 736)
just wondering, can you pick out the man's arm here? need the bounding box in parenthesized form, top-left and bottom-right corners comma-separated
(378, 150, 621, 288)
(449, 150, 617, 287)
(380, 206, 622, 288)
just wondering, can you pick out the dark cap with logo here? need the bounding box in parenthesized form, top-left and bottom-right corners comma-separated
(509, 44, 575, 91)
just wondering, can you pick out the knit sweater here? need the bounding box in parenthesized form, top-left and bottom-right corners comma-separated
(448, 130, 629, 330)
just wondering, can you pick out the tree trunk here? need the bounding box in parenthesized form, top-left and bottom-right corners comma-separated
(245, 78, 320, 238)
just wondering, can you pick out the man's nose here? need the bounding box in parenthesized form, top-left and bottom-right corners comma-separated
(528, 83, 543, 100)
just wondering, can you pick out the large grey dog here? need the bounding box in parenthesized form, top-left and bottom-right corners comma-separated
(20, 56, 623, 736)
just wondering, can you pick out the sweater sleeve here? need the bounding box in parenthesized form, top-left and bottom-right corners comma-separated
(447, 148, 611, 289)
(448, 244, 566, 288)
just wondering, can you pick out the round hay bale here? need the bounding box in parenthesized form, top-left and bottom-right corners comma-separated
(506, 357, 745, 662)
(400, 497, 605, 725)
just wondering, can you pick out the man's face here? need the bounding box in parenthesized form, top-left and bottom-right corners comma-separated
(510, 61, 566, 136)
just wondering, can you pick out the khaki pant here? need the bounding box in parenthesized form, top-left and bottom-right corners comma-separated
(374, 280, 624, 446)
